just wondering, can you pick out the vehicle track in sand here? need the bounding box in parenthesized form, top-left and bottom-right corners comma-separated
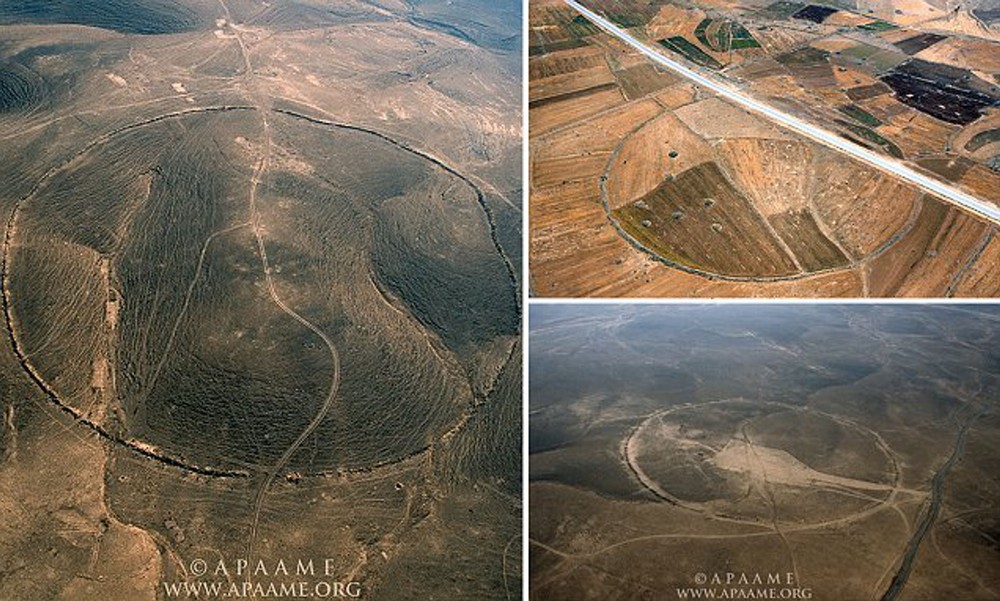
(1, 105, 257, 479)
(211, 0, 345, 572)
(221, 3, 522, 574)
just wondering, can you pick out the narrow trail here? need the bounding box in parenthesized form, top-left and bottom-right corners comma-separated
(242, 130, 344, 570)
(0, 107, 256, 479)
(211, 0, 346, 571)
(272, 105, 523, 418)
(2, 2, 519, 582)
(270, 105, 525, 451)
(740, 423, 801, 587)
(139, 221, 252, 417)
(502, 532, 521, 601)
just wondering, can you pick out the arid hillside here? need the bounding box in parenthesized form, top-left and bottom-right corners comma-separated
(0, 1, 522, 599)
(530, 304, 1000, 601)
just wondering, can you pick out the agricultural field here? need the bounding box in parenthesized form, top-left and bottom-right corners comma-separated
(530, 303, 1000, 601)
(529, 0, 1000, 297)
(0, 1, 522, 599)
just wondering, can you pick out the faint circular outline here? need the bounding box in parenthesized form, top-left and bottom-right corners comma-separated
(623, 398, 900, 527)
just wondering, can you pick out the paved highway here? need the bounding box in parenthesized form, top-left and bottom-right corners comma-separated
(564, 0, 1000, 225)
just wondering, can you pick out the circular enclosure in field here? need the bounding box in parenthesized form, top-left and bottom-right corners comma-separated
(602, 112, 922, 281)
(625, 399, 898, 525)
(8, 109, 516, 476)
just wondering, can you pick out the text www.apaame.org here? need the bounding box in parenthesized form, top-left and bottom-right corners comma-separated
(676, 587, 814, 599)
(162, 581, 362, 598)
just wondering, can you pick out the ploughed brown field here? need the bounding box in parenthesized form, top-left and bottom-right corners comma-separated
(614, 162, 804, 278)
(529, 0, 1000, 298)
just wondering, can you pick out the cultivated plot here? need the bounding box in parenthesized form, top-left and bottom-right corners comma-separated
(529, 0, 1000, 297)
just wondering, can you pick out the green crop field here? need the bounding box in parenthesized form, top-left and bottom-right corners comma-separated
(659, 36, 724, 69)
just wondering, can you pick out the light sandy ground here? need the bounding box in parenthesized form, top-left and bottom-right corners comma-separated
(717, 138, 813, 215)
(857, 0, 1000, 41)
(105, 73, 127, 87)
(712, 438, 894, 492)
(825, 11, 874, 27)
(916, 36, 1000, 73)
(606, 111, 715, 209)
(674, 97, 790, 141)
(646, 4, 706, 41)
